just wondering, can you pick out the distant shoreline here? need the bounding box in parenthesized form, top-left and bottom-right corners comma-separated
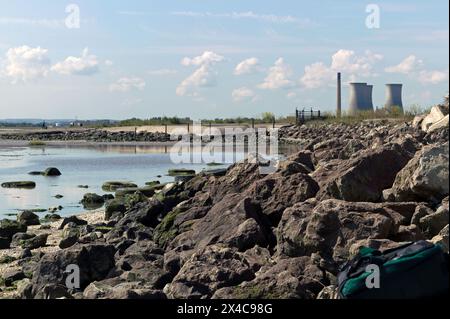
(0, 139, 179, 148)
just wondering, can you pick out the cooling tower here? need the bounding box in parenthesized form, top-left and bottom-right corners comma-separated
(364, 84, 374, 111)
(385, 84, 403, 112)
(337, 73, 342, 118)
(348, 82, 368, 116)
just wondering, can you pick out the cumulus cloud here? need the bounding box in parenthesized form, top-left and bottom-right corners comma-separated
(385, 54, 448, 85)
(232, 87, 258, 102)
(385, 55, 423, 74)
(234, 57, 261, 75)
(110, 77, 146, 92)
(2, 45, 51, 83)
(300, 49, 383, 89)
(258, 58, 294, 90)
(418, 69, 449, 84)
(51, 48, 99, 76)
(177, 51, 225, 97)
(181, 51, 224, 67)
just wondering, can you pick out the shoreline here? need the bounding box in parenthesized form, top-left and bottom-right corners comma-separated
(0, 139, 179, 148)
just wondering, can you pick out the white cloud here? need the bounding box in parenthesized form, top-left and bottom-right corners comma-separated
(2, 45, 50, 83)
(234, 57, 261, 75)
(418, 70, 449, 84)
(104, 60, 114, 66)
(232, 87, 258, 102)
(177, 51, 225, 97)
(258, 58, 294, 90)
(181, 51, 224, 66)
(300, 62, 334, 89)
(110, 77, 146, 92)
(385, 55, 423, 74)
(171, 11, 313, 26)
(148, 69, 178, 76)
(51, 48, 99, 76)
(300, 49, 383, 89)
(385, 54, 448, 85)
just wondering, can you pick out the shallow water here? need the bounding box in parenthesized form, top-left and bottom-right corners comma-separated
(0, 144, 299, 219)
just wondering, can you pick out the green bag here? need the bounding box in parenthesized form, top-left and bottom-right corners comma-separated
(338, 241, 449, 299)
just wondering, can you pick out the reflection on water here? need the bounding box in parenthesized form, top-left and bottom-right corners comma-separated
(0, 144, 299, 218)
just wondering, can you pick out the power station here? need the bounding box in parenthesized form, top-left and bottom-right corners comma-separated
(336, 73, 404, 116)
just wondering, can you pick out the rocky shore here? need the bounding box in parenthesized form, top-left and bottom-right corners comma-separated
(0, 103, 448, 299)
(0, 129, 171, 143)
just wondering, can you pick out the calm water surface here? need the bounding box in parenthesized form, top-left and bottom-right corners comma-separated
(0, 144, 299, 219)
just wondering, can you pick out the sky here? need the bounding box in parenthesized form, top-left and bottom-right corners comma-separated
(0, 0, 448, 120)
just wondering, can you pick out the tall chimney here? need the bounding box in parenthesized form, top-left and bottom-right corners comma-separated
(337, 73, 342, 118)
(348, 82, 368, 116)
(385, 84, 403, 112)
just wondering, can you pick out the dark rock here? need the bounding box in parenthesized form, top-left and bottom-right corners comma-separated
(0, 237, 10, 249)
(1, 181, 36, 189)
(81, 193, 105, 209)
(102, 181, 138, 192)
(59, 228, 80, 249)
(17, 211, 40, 226)
(0, 219, 27, 240)
(276, 199, 405, 267)
(388, 142, 449, 202)
(213, 257, 328, 299)
(58, 216, 87, 230)
(31, 244, 116, 296)
(164, 245, 255, 299)
(20, 248, 32, 259)
(161, 195, 272, 253)
(11, 233, 35, 247)
(312, 144, 411, 202)
(2, 269, 26, 287)
(43, 167, 62, 176)
(19, 234, 48, 250)
(419, 198, 449, 237)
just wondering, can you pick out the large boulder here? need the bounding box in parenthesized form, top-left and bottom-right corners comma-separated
(83, 279, 166, 299)
(164, 245, 255, 299)
(312, 144, 411, 202)
(17, 211, 40, 226)
(421, 105, 449, 132)
(81, 193, 105, 209)
(419, 197, 449, 237)
(387, 142, 449, 203)
(30, 244, 116, 297)
(276, 199, 405, 267)
(19, 234, 48, 250)
(0, 219, 27, 240)
(213, 257, 328, 299)
(163, 195, 272, 253)
(244, 171, 319, 224)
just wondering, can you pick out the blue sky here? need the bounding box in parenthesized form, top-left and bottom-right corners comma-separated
(0, 0, 448, 119)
